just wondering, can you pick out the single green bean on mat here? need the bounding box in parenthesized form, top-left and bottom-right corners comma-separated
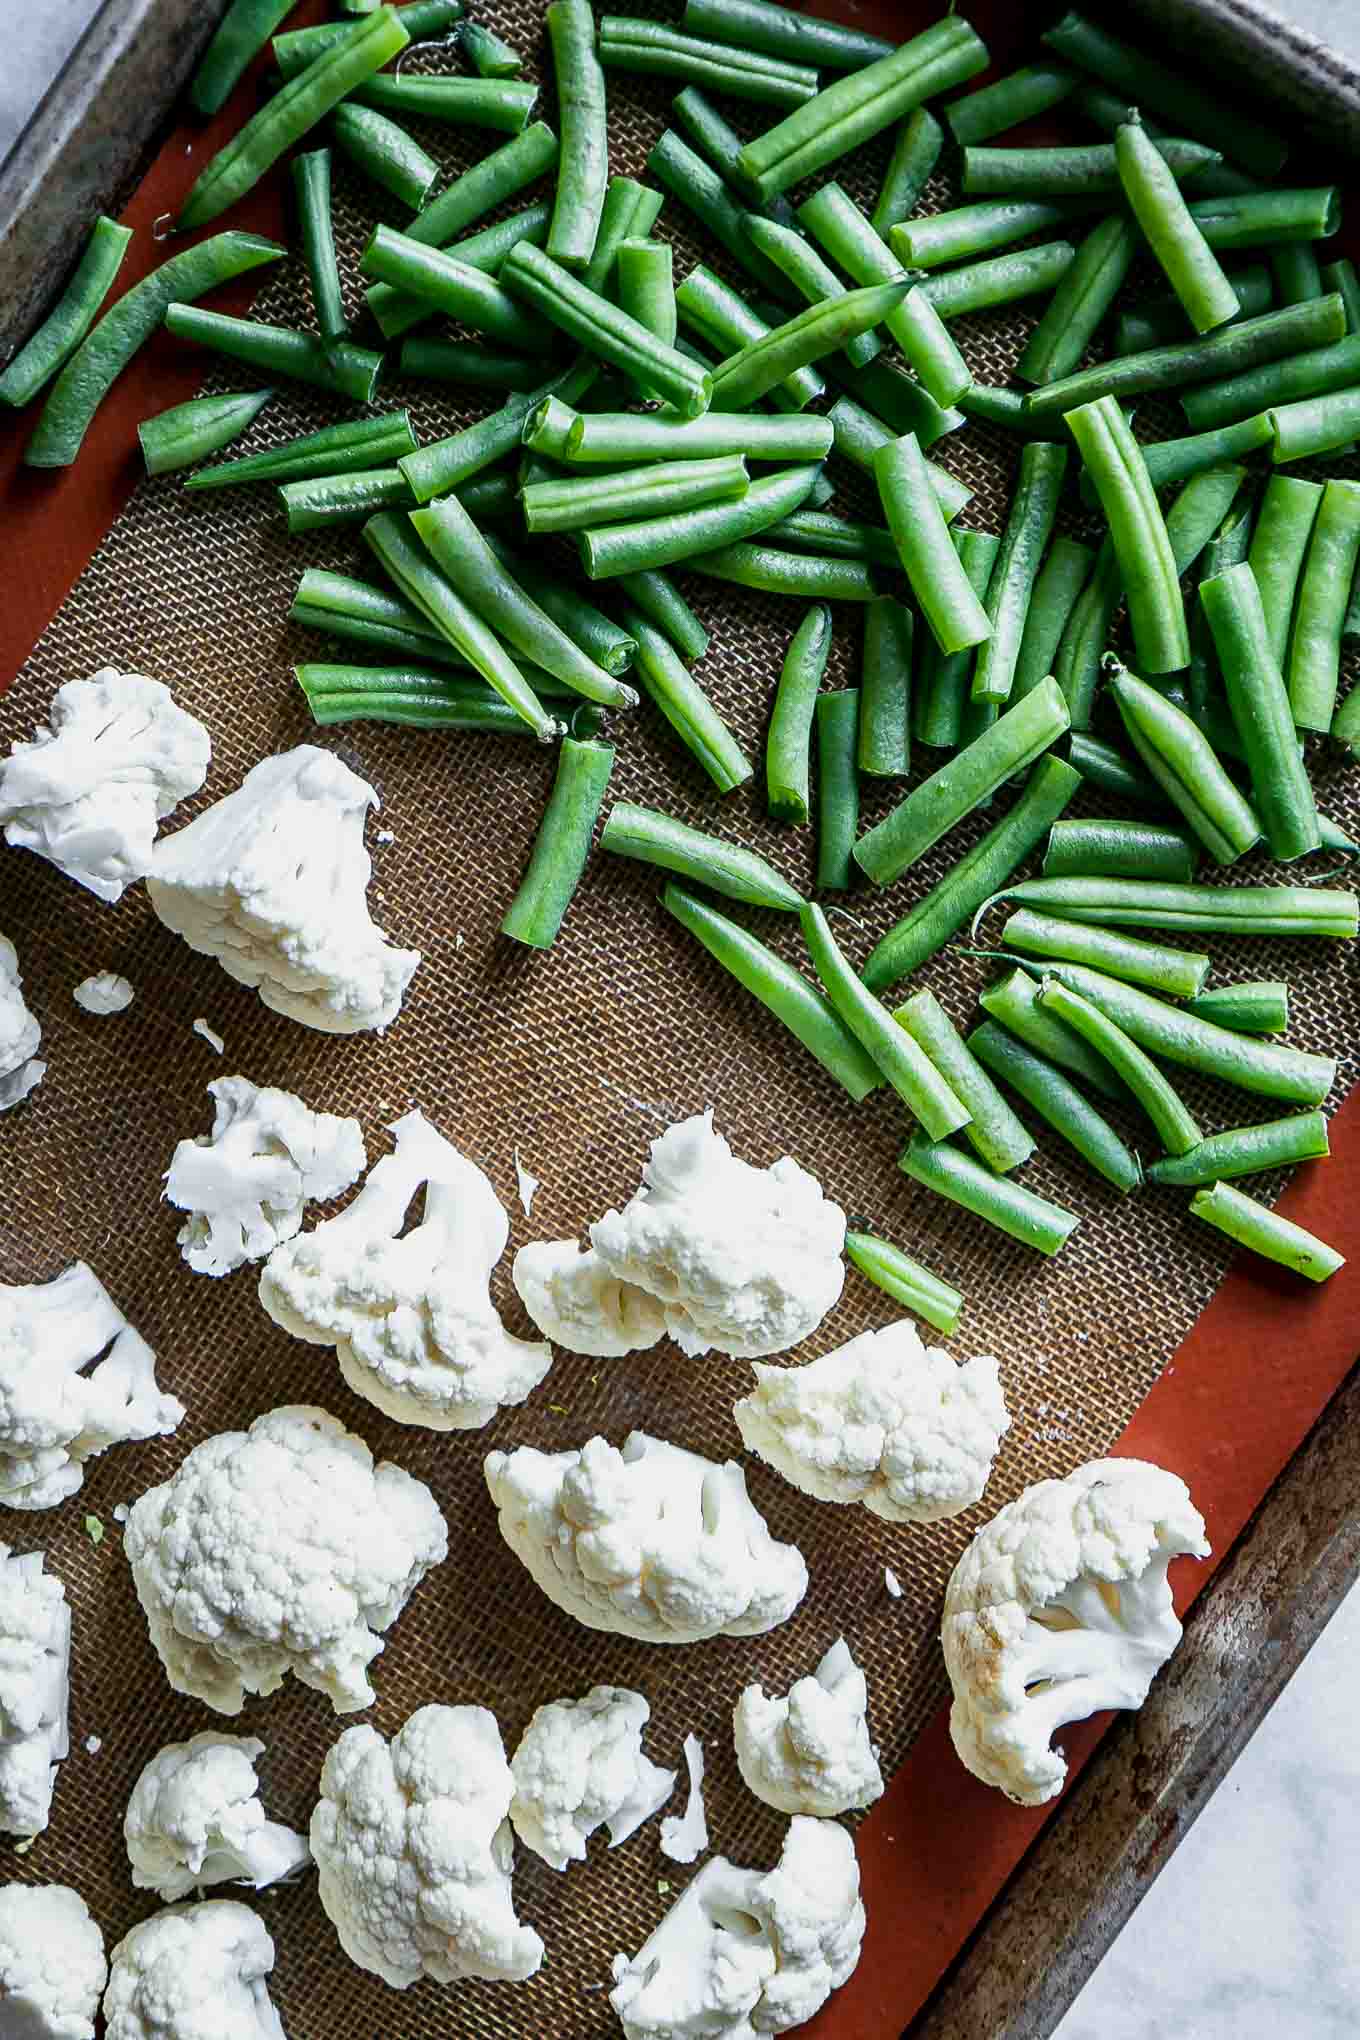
(826, 352, 966, 446)
(1107, 658, 1260, 864)
(272, 2, 462, 74)
(671, 88, 794, 227)
(462, 20, 520, 75)
(292, 150, 346, 345)
(1051, 537, 1119, 732)
(1189, 1180, 1343, 1280)
(735, 14, 988, 203)
(162, 303, 383, 403)
(564, 407, 832, 464)
(0, 216, 131, 410)
(1066, 397, 1188, 673)
(895, 990, 1035, 1173)
(802, 906, 971, 1138)
(1285, 479, 1360, 733)
(963, 134, 1221, 199)
(676, 263, 822, 410)
(860, 754, 1082, 992)
(872, 106, 945, 236)
(138, 389, 272, 478)
(764, 511, 897, 565)
(25, 230, 282, 467)
(663, 883, 883, 1100)
(976, 875, 1357, 940)
(972, 442, 1067, 706)
(1184, 982, 1289, 1036)
(1269, 389, 1360, 463)
(690, 542, 877, 603)
(766, 603, 831, 824)
(1147, 1109, 1326, 1184)
(956, 382, 1066, 440)
(920, 242, 1076, 320)
(1066, 730, 1165, 806)
(844, 1230, 962, 1335)
(615, 238, 676, 362)
(1011, 537, 1094, 704)
(1198, 559, 1320, 856)
(401, 356, 595, 502)
(875, 434, 991, 656)
(1181, 331, 1360, 432)
(544, 0, 607, 274)
(1115, 112, 1240, 334)
(352, 74, 537, 130)
(815, 691, 860, 890)
(1016, 214, 1136, 387)
(914, 531, 1000, 749)
(858, 596, 913, 777)
(1114, 263, 1273, 354)
(1002, 905, 1210, 998)
(188, 411, 415, 492)
(400, 337, 542, 390)
(281, 467, 413, 531)
(577, 462, 817, 579)
(647, 130, 791, 300)
(296, 663, 545, 734)
(525, 455, 748, 535)
(681, 0, 892, 71)
(190, 0, 296, 114)
(502, 736, 615, 948)
(900, 1129, 1079, 1255)
(1024, 294, 1345, 417)
(330, 103, 440, 212)
(503, 242, 709, 414)
(709, 280, 911, 412)
(620, 604, 752, 793)
(968, 1017, 1141, 1191)
(946, 62, 1077, 146)
(598, 16, 817, 107)
(360, 224, 549, 353)
(889, 199, 1095, 271)
(618, 570, 708, 662)
(1188, 187, 1340, 249)
(180, 7, 409, 230)
(602, 801, 800, 909)
(1043, 818, 1197, 883)
(978, 966, 1126, 1100)
(1037, 977, 1203, 1153)
(741, 215, 883, 370)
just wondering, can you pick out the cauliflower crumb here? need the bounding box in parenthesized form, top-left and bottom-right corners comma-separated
(73, 972, 135, 1015)
(376, 828, 395, 844)
(84, 1736, 102, 1755)
(884, 1566, 903, 1599)
(513, 1148, 540, 1218)
(658, 1734, 708, 1865)
(193, 1019, 225, 1055)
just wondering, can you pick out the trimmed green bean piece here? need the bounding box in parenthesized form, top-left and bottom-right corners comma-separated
(296, 663, 542, 734)
(875, 434, 990, 656)
(969, 1018, 1141, 1191)
(1115, 113, 1239, 334)
(647, 131, 790, 300)
(1332, 686, 1360, 755)
(1067, 397, 1188, 673)
(526, 455, 748, 536)
(680, 0, 892, 71)
(400, 337, 541, 390)
(1108, 658, 1259, 863)
(462, 20, 520, 75)
(615, 238, 676, 367)
(690, 543, 876, 603)
(973, 443, 1067, 705)
(1285, 480, 1360, 733)
(162, 304, 382, 403)
(0, 216, 132, 410)
(401, 357, 595, 503)
(331, 104, 440, 212)
(564, 407, 831, 465)
(827, 353, 966, 446)
(978, 875, 1357, 940)
(957, 382, 1066, 440)
(1148, 1110, 1326, 1185)
(914, 531, 1000, 749)
(1067, 731, 1165, 806)
(803, 906, 970, 1138)
(621, 604, 751, 793)
(190, 0, 296, 114)
(1037, 978, 1202, 1153)
(602, 802, 799, 909)
(1183, 490, 1255, 713)
(281, 467, 413, 531)
(1184, 982, 1289, 1036)
(946, 62, 1077, 146)
(676, 264, 822, 410)
(1044, 818, 1196, 883)
(189, 411, 415, 493)
(844, 1230, 962, 1335)
(360, 225, 548, 352)
(504, 242, 708, 415)
(978, 966, 1125, 1100)
(578, 463, 816, 580)
(1016, 215, 1136, 386)
(1052, 538, 1119, 731)
(1269, 242, 1323, 307)
(1321, 257, 1360, 332)
(292, 150, 346, 345)
(1115, 263, 1273, 353)
(766, 604, 831, 824)
(1011, 537, 1094, 705)
(180, 8, 409, 230)
(480, 534, 635, 676)
(1088, 413, 1272, 500)
(1182, 331, 1360, 432)
(290, 567, 477, 668)
(921, 243, 1076, 321)
(858, 597, 913, 777)
(741, 215, 882, 370)
(963, 134, 1221, 199)
(814, 690, 860, 890)
(545, 0, 607, 273)
(1196, 560, 1318, 857)
(1188, 188, 1340, 249)
(598, 17, 816, 108)
(663, 884, 883, 1101)
(826, 397, 972, 517)
(353, 74, 537, 130)
(502, 736, 615, 948)
(1002, 905, 1210, 998)
(872, 106, 945, 236)
(1189, 1181, 1343, 1280)
(890, 199, 1093, 271)
(710, 280, 910, 412)
(896, 990, 1035, 1173)
(273, 3, 462, 73)
(861, 755, 1082, 992)
(671, 88, 793, 228)
(582, 176, 664, 294)
(138, 389, 272, 478)
(369, 200, 552, 334)
(618, 571, 708, 662)
(1269, 389, 1360, 463)
(764, 511, 897, 565)
(900, 1130, 1078, 1255)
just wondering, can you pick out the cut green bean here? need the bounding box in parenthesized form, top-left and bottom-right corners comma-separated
(1187, 187, 1339, 250)
(1107, 658, 1259, 863)
(190, 0, 296, 114)
(583, 176, 665, 293)
(273, 3, 461, 74)
(401, 357, 596, 502)
(896, 991, 1035, 1174)
(647, 131, 790, 300)
(946, 62, 1077, 146)
(481, 534, 636, 677)
(844, 1231, 962, 1336)
(875, 434, 991, 655)
(826, 397, 971, 517)
(1269, 242, 1323, 307)
(741, 215, 882, 370)
(676, 263, 822, 410)
(763, 511, 898, 565)
(621, 605, 751, 793)
(188, 411, 415, 493)
(1320, 256, 1360, 333)
(361, 224, 549, 353)
(671, 88, 795, 227)
(163, 304, 382, 403)
(815, 691, 860, 891)
(766, 604, 831, 824)
(525, 456, 749, 536)
(1181, 331, 1360, 432)
(1269, 389, 1360, 464)
(1011, 537, 1094, 705)
(598, 17, 816, 107)
(977, 875, 1357, 941)
(400, 337, 541, 390)
(968, 1018, 1141, 1191)
(615, 238, 676, 367)
(563, 407, 831, 465)
(1184, 982, 1289, 1037)
(292, 150, 346, 345)
(618, 571, 708, 662)
(861, 754, 1081, 992)
(872, 106, 945, 236)
(1037, 977, 1202, 1153)
(502, 736, 615, 948)
(973, 443, 1067, 705)
(1016, 215, 1136, 386)
(710, 281, 911, 412)
(296, 663, 543, 734)
(353, 74, 537, 130)
(889, 199, 1093, 271)
(978, 967, 1126, 1100)
(369, 200, 553, 336)
(689, 543, 876, 603)
(663, 884, 883, 1100)
(1067, 397, 1188, 673)
(858, 597, 913, 778)
(1115, 263, 1273, 353)
(504, 241, 708, 415)
(461, 20, 520, 75)
(1116, 113, 1240, 334)
(1066, 731, 1164, 806)
(291, 566, 476, 668)
(827, 353, 966, 446)
(956, 382, 1066, 440)
(330, 103, 440, 212)
(1052, 537, 1119, 731)
(1195, 559, 1318, 858)
(900, 1130, 1078, 1255)
(0, 216, 132, 410)
(577, 463, 817, 579)
(1148, 1110, 1327, 1185)
(138, 388, 272, 478)
(1331, 686, 1360, 755)
(921, 242, 1076, 320)
(803, 906, 970, 1138)
(963, 134, 1221, 199)
(1285, 480, 1360, 733)
(914, 531, 1000, 748)
(1002, 905, 1210, 998)
(281, 467, 413, 531)
(681, 0, 892, 71)
(1043, 818, 1196, 883)
(1189, 1181, 1342, 1280)
(602, 802, 799, 909)
(545, 0, 607, 273)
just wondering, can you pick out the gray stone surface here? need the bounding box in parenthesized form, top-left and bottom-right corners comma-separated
(0, 0, 105, 171)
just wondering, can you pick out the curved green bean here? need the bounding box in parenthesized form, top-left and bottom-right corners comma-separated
(1043, 818, 1196, 883)
(602, 802, 800, 910)
(766, 603, 831, 824)
(872, 106, 945, 235)
(978, 966, 1127, 1100)
(900, 1129, 1078, 1256)
(844, 1230, 962, 1336)
(957, 382, 1066, 440)
(1147, 1111, 1327, 1185)
(577, 463, 817, 579)
(858, 596, 913, 777)
(330, 103, 441, 212)
(1016, 215, 1136, 386)
(621, 605, 751, 793)
(190, 0, 296, 114)
(1184, 982, 1289, 1036)
(1107, 659, 1259, 863)
(163, 304, 383, 404)
(617, 570, 708, 662)
(1002, 905, 1210, 998)
(968, 1018, 1141, 1192)
(1189, 1181, 1342, 1281)
(896, 990, 1035, 1174)
(1285, 480, 1360, 733)
(0, 216, 132, 410)
(138, 388, 271, 477)
(946, 62, 1077, 146)
(503, 736, 615, 948)
(1037, 977, 1202, 1153)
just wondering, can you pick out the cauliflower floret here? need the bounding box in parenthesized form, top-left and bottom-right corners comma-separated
(0, 1263, 184, 1511)
(125, 1732, 311, 1905)
(610, 1815, 865, 2040)
(509, 1685, 675, 1872)
(103, 1900, 285, 2040)
(0, 669, 210, 903)
(0, 1882, 106, 2040)
(521, 1111, 845, 1361)
(125, 1404, 446, 1717)
(312, 1704, 544, 1990)
(484, 1432, 808, 1644)
(734, 1637, 883, 1818)
(0, 933, 45, 1112)
(735, 1320, 1010, 1524)
(260, 1109, 551, 1430)
(0, 1543, 70, 1836)
(146, 745, 420, 1034)
(73, 972, 135, 1015)
(943, 1456, 1211, 1807)
(165, 1075, 366, 1279)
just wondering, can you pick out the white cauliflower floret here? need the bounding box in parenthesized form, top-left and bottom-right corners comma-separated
(312, 1704, 543, 1991)
(125, 1404, 446, 1717)
(0, 1882, 106, 2040)
(610, 1816, 865, 2040)
(125, 1732, 311, 1904)
(73, 972, 135, 1015)
(103, 1899, 285, 2040)
(509, 1685, 675, 1872)
(0, 1543, 70, 1836)
(147, 745, 420, 1034)
(0, 1263, 184, 1511)
(512, 1240, 666, 1360)
(486, 1431, 808, 1644)
(260, 1109, 551, 1430)
(735, 1320, 1010, 1524)
(0, 933, 45, 1112)
(734, 1637, 883, 1818)
(943, 1456, 1210, 1807)
(0, 669, 210, 903)
(165, 1075, 365, 1278)
(520, 1111, 845, 1361)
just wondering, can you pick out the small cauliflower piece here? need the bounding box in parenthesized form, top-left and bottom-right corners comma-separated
(610, 1815, 865, 2040)
(312, 1703, 543, 1991)
(658, 1732, 707, 1866)
(943, 1456, 1210, 1807)
(125, 1732, 311, 1904)
(125, 1404, 446, 1717)
(734, 1637, 883, 1818)
(103, 1900, 286, 2040)
(72, 972, 135, 1015)
(0, 1882, 106, 2040)
(0, 1262, 184, 1511)
(519, 1110, 845, 1361)
(147, 745, 420, 1034)
(0, 934, 45, 1113)
(0, 669, 210, 904)
(0, 1543, 70, 1836)
(735, 1320, 1010, 1525)
(165, 1075, 365, 1279)
(485, 1431, 808, 1645)
(509, 1685, 675, 1872)
(260, 1109, 550, 1430)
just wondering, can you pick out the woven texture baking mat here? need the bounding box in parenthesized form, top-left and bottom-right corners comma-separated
(2, 6, 1358, 2034)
